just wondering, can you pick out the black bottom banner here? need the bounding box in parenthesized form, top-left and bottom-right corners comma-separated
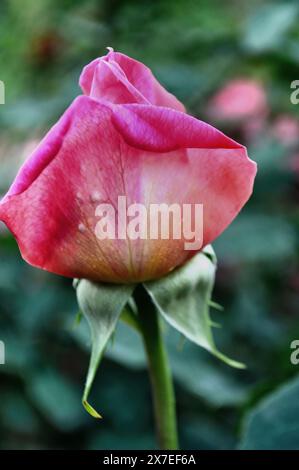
(0, 450, 298, 466)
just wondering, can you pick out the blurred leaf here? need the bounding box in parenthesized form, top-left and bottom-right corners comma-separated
(0, 97, 63, 131)
(1, 392, 39, 434)
(214, 214, 296, 264)
(240, 375, 299, 449)
(250, 138, 287, 173)
(168, 334, 250, 407)
(88, 429, 156, 450)
(0, 331, 37, 373)
(243, 3, 298, 53)
(230, 282, 287, 349)
(181, 415, 236, 450)
(91, 363, 152, 433)
(105, 321, 146, 370)
(28, 368, 84, 431)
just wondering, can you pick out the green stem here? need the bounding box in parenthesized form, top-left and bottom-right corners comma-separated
(134, 285, 179, 450)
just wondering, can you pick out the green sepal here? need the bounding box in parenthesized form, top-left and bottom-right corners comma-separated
(144, 246, 244, 369)
(75, 279, 135, 418)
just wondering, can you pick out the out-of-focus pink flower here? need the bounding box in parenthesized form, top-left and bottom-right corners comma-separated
(272, 115, 299, 146)
(288, 153, 299, 173)
(208, 79, 268, 121)
(0, 50, 256, 283)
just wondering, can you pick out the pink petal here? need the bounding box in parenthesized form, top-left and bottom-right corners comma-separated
(111, 103, 243, 152)
(110, 103, 257, 249)
(89, 59, 150, 104)
(79, 50, 185, 112)
(0, 96, 140, 282)
(0, 96, 256, 283)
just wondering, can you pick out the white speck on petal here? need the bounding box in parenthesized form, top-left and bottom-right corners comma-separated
(90, 191, 101, 203)
(78, 223, 86, 233)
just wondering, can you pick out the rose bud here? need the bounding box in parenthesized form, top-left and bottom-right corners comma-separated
(0, 49, 256, 283)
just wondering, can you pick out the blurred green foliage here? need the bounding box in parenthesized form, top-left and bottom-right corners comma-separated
(1, 0, 299, 450)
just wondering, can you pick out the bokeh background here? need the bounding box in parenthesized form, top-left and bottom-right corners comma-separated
(1, 0, 299, 450)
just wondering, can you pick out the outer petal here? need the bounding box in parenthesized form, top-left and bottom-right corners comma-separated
(110, 103, 257, 249)
(89, 59, 150, 104)
(0, 96, 140, 282)
(0, 97, 256, 283)
(111, 104, 243, 152)
(79, 50, 185, 112)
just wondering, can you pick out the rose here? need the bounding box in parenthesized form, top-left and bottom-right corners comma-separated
(208, 78, 268, 122)
(0, 49, 257, 283)
(272, 114, 299, 146)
